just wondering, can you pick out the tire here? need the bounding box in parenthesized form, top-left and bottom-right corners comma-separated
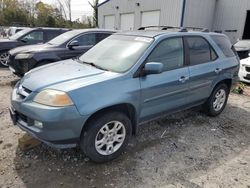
(80, 111, 132, 163)
(0, 51, 9, 67)
(203, 83, 229, 117)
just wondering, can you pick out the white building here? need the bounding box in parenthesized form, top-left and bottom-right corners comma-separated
(98, 0, 250, 43)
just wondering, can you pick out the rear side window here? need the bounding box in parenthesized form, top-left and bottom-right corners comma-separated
(147, 37, 184, 71)
(186, 37, 217, 66)
(211, 35, 235, 57)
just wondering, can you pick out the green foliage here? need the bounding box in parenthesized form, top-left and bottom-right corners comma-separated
(232, 82, 246, 94)
(0, 0, 90, 28)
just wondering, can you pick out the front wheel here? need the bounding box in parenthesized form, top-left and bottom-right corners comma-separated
(0, 51, 9, 67)
(203, 83, 229, 116)
(80, 112, 132, 163)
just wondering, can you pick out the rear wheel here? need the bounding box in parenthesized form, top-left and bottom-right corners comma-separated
(203, 83, 229, 116)
(0, 51, 9, 67)
(80, 112, 132, 163)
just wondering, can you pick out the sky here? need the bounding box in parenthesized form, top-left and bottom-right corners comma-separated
(42, 0, 106, 21)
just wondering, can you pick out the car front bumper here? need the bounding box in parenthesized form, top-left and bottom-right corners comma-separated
(10, 87, 89, 149)
(8, 55, 37, 76)
(239, 67, 250, 83)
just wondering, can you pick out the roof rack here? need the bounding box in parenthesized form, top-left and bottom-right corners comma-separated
(138, 26, 209, 33)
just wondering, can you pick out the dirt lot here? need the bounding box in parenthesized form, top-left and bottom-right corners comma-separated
(0, 69, 250, 188)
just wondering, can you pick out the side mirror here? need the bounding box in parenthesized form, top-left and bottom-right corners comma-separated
(144, 62, 163, 75)
(68, 40, 79, 49)
(20, 38, 28, 43)
(248, 52, 250, 57)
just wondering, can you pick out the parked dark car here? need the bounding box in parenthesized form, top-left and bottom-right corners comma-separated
(0, 27, 69, 67)
(8, 29, 115, 76)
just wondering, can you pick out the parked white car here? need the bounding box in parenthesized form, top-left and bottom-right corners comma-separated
(239, 54, 250, 83)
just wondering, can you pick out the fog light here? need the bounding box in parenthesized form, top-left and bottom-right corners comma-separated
(34, 120, 43, 128)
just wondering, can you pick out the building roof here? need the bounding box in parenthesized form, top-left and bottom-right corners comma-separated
(97, 0, 111, 7)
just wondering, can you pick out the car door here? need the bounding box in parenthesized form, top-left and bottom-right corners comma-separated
(62, 33, 97, 60)
(185, 36, 221, 104)
(139, 37, 190, 121)
(20, 30, 44, 45)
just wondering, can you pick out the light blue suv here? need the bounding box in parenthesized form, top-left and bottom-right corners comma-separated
(10, 27, 239, 162)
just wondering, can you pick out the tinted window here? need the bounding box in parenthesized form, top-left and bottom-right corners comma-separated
(211, 35, 235, 57)
(96, 33, 111, 43)
(75, 33, 96, 46)
(22, 31, 44, 42)
(46, 30, 62, 40)
(187, 37, 217, 65)
(147, 38, 184, 71)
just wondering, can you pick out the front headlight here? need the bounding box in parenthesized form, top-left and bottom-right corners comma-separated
(240, 64, 245, 70)
(33, 89, 74, 107)
(15, 53, 33, 60)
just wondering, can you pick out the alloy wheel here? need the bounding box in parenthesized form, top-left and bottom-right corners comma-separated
(213, 89, 226, 112)
(95, 121, 126, 156)
(0, 52, 10, 67)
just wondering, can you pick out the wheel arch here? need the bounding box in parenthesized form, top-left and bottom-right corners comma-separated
(213, 79, 232, 92)
(81, 103, 138, 137)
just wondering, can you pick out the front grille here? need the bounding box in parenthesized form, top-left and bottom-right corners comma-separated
(244, 76, 250, 81)
(17, 111, 28, 123)
(17, 85, 32, 100)
(246, 66, 250, 72)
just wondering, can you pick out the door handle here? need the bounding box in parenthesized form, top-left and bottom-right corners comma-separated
(179, 76, 189, 83)
(215, 68, 222, 74)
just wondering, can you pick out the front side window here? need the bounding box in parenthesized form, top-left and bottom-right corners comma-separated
(186, 37, 217, 65)
(75, 33, 96, 46)
(79, 35, 153, 73)
(96, 33, 112, 43)
(147, 37, 184, 71)
(22, 31, 44, 42)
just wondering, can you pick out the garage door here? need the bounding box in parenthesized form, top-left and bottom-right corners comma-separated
(141, 11, 160, 27)
(120, 13, 134, 30)
(104, 15, 115, 29)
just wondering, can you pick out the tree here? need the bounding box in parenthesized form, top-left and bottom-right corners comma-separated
(88, 0, 99, 27)
(57, 0, 72, 22)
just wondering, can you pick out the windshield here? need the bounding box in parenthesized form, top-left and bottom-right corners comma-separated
(79, 35, 153, 73)
(48, 30, 82, 45)
(9, 29, 32, 40)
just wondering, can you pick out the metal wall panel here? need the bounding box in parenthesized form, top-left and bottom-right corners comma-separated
(212, 0, 250, 42)
(98, 0, 183, 30)
(184, 0, 216, 29)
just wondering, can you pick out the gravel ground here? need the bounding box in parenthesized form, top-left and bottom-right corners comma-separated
(0, 69, 250, 188)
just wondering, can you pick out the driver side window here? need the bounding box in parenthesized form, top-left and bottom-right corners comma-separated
(147, 37, 184, 72)
(74, 33, 96, 46)
(22, 31, 44, 43)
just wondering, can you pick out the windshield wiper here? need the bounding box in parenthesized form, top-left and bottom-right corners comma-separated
(75, 58, 109, 71)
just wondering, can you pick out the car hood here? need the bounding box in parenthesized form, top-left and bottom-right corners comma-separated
(240, 57, 250, 66)
(234, 40, 250, 51)
(0, 38, 18, 48)
(9, 43, 54, 55)
(20, 59, 119, 92)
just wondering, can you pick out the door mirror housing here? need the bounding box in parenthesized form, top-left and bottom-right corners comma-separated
(68, 40, 79, 49)
(143, 62, 163, 75)
(20, 38, 28, 43)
